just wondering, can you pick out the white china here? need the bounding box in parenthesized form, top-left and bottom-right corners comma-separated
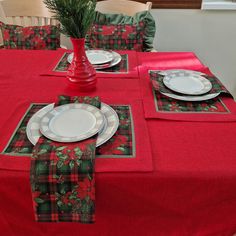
(40, 103, 105, 142)
(68, 50, 114, 65)
(163, 71, 212, 95)
(158, 69, 205, 76)
(26, 103, 119, 147)
(67, 51, 122, 69)
(161, 92, 220, 101)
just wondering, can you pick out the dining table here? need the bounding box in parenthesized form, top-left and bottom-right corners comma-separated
(1, 48, 236, 236)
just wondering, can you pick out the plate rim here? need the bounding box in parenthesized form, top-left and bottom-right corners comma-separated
(26, 103, 119, 146)
(67, 51, 122, 70)
(39, 103, 105, 143)
(161, 91, 220, 101)
(163, 73, 212, 95)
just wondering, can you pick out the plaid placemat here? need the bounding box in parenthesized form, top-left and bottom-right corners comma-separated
(2, 104, 135, 158)
(150, 71, 230, 113)
(54, 52, 129, 74)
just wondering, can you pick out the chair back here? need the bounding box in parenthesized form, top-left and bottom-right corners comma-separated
(96, 0, 152, 16)
(1, 0, 57, 26)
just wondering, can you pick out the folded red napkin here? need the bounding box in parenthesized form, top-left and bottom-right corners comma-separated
(30, 95, 100, 223)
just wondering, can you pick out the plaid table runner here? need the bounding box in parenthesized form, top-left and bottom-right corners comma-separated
(30, 96, 101, 223)
(54, 52, 129, 74)
(149, 71, 230, 113)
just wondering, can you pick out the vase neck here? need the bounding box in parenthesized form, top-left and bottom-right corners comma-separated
(70, 38, 86, 56)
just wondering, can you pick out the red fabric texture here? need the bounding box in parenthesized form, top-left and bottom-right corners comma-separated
(139, 66, 236, 121)
(1, 50, 236, 235)
(40, 49, 139, 78)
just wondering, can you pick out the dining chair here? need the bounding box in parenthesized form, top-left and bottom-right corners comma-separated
(0, 0, 64, 50)
(96, 0, 152, 16)
(86, 0, 156, 52)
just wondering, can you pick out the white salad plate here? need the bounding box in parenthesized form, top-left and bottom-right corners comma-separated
(67, 51, 122, 69)
(26, 103, 119, 147)
(39, 103, 105, 142)
(68, 49, 114, 65)
(161, 92, 220, 102)
(163, 71, 212, 95)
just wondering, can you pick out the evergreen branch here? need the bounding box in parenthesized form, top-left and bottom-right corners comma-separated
(43, 0, 96, 38)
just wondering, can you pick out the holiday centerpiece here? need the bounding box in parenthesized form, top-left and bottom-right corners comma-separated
(44, 0, 97, 91)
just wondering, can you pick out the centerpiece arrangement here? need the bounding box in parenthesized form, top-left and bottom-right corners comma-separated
(44, 0, 97, 91)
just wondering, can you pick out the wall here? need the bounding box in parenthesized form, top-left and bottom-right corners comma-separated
(0, 5, 236, 98)
(151, 9, 236, 98)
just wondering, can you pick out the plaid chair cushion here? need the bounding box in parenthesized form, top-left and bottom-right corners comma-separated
(0, 21, 60, 50)
(86, 11, 156, 52)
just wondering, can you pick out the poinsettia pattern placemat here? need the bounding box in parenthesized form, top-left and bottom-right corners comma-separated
(53, 52, 129, 74)
(2, 103, 135, 158)
(140, 68, 236, 121)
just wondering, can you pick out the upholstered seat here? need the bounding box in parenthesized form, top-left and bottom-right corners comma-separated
(86, 0, 156, 52)
(0, 0, 62, 50)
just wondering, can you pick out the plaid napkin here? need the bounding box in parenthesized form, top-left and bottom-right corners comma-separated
(150, 70, 230, 96)
(30, 95, 100, 223)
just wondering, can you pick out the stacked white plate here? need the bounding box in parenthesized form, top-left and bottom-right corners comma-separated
(26, 103, 119, 147)
(159, 69, 219, 101)
(67, 49, 122, 70)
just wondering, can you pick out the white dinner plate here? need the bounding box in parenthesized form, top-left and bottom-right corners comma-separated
(26, 103, 119, 147)
(163, 71, 212, 95)
(160, 92, 220, 101)
(67, 51, 122, 70)
(68, 50, 114, 65)
(40, 103, 105, 142)
(158, 69, 205, 76)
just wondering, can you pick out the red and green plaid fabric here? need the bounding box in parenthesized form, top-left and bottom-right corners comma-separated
(86, 23, 144, 51)
(150, 71, 230, 113)
(30, 96, 100, 223)
(54, 52, 128, 73)
(85, 11, 156, 52)
(2, 103, 134, 157)
(0, 21, 60, 50)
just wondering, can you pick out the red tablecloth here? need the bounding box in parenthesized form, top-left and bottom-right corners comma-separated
(1, 49, 236, 235)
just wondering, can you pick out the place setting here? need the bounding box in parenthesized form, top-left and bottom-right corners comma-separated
(48, 49, 130, 76)
(26, 100, 119, 148)
(140, 68, 236, 121)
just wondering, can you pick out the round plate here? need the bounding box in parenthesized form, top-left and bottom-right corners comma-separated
(158, 69, 205, 76)
(67, 51, 122, 70)
(163, 72, 212, 95)
(40, 103, 104, 142)
(94, 51, 122, 70)
(27, 103, 119, 147)
(68, 50, 114, 65)
(161, 92, 220, 101)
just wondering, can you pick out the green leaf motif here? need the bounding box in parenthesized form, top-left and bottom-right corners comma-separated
(69, 160, 75, 169)
(34, 198, 44, 204)
(57, 160, 64, 169)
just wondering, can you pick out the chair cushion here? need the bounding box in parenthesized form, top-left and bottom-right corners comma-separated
(0, 21, 60, 50)
(86, 11, 156, 52)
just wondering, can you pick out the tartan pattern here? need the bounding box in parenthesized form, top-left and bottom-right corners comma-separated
(54, 52, 128, 73)
(150, 71, 230, 113)
(0, 21, 60, 50)
(86, 23, 145, 51)
(31, 137, 96, 223)
(2, 103, 134, 157)
(30, 96, 100, 223)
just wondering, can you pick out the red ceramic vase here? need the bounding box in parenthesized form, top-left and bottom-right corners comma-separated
(67, 38, 97, 91)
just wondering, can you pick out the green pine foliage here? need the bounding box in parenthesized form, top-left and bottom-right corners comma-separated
(43, 0, 96, 38)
